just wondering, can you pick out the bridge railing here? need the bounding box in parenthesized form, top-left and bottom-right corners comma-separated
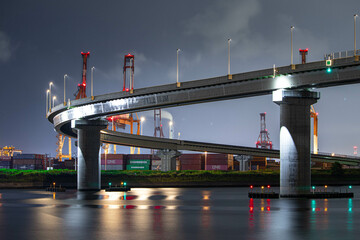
(324, 49, 360, 60)
(313, 151, 360, 160)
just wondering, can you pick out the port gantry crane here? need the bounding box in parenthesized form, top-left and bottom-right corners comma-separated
(56, 52, 90, 161)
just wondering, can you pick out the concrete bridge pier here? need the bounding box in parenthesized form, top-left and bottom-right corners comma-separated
(156, 149, 181, 171)
(273, 89, 320, 197)
(72, 119, 108, 191)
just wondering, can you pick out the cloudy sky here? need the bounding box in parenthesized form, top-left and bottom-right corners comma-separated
(1, 0, 360, 157)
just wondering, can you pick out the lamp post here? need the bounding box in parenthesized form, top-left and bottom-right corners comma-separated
(52, 96, 56, 109)
(228, 38, 231, 77)
(355, 14, 359, 59)
(91, 66, 95, 100)
(177, 49, 181, 87)
(49, 82, 53, 112)
(63, 74, 68, 106)
(291, 26, 295, 68)
(46, 89, 50, 115)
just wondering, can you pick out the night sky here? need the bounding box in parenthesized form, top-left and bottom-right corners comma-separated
(1, 0, 360, 157)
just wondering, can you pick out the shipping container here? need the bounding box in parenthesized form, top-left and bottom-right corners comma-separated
(206, 158, 228, 165)
(0, 161, 11, 166)
(180, 164, 202, 170)
(126, 165, 150, 170)
(101, 159, 124, 165)
(129, 159, 151, 165)
(13, 154, 46, 160)
(127, 154, 152, 160)
(0, 156, 11, 161)
(101, 165, 124, 170)
(13, 159, 42, 165)
(205, 165, 228, 171)
(13, 164, 36, 170)
(152, 160, 161, 166)
(101, 154, 124, 160)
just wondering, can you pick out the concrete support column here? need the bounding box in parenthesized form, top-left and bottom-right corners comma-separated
(72, 119, 108, 191)
(234, 155, 251, 171)
(156, 149, 181, 171)
(273, 89, 320, 197)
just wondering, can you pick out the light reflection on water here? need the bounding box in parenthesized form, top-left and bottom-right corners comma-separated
(0, 187, 359, 240)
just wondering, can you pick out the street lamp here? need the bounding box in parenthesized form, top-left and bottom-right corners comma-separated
(52, 96, 56, 109)
(63, 74, 68, 106)
(228, 38, 232, 78)
(291, 26, 295, 69)
(49, 82, 53, 112)
(91, 66, 95, 100)
(177, 49, 181, 87)
(354, 14, 359, 60)
(46, 89, 50, 115)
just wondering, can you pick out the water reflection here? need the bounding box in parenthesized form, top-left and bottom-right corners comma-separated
(0, 188, 358, 239)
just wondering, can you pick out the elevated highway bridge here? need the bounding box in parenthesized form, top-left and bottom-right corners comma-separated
(47, 55, 360, 195)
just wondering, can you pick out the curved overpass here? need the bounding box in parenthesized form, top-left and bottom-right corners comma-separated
(47, 56, 360, 166)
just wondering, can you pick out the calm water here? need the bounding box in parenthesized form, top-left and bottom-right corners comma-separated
(0, 187, 359, 240)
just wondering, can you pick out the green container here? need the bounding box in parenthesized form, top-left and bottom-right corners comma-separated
(129, 160, 151, 165)
(126, 165, 150, 170)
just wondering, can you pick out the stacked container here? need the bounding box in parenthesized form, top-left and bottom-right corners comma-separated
(126, 154, 151, 170)
(0, 156, 12, 169)
(205, 154, 231, 170)
(101, 154, 124, 170)
(180, 154, 204, 170)
(151, 156, 161, 170)
(13, 154, 45, 170)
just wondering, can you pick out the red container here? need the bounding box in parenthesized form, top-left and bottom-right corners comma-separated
(206, 158, 228, 165)
(180, 159, 203, 165)
(101, 159, 124, 165)
(181, 164, 202, 170)
(179, 154, 203, 160)
(205, 165, 228, 171)
(101, 154, 123, 160)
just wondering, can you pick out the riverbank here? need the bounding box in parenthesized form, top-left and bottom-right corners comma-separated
(0, 169, 359, 188)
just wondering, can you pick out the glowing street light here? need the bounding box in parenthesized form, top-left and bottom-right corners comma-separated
(228, 38, 232, 77)
(49, 82, 53, 112)
(91, 66, 95, 100)
(63, 74, 68, 106)
(355, 14, 359, 59)
(177, 49, 181, 87)
(291, 26, 295, 68)
(46, 89, 50, 115)
(52, 96, 57, 108)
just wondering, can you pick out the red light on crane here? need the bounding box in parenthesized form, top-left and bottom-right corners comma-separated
(125, 88, 129, 92)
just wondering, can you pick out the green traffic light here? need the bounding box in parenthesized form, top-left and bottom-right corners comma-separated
(109, 182, 112, 186)
(326, 67, 332, 73)
(312, 186, 315, 189)
(349, 185, 352, 189)
(124, 182, 127, 186)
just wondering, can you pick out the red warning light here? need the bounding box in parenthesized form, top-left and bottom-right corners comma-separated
(250, 185, 253, 189)
(125, 88, 129, 92)
(267, 185, 270, 189)
(82, 83, 86, 87)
